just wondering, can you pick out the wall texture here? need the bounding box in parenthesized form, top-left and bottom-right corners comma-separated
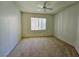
(54, 4, 77, 46)
(22, 13, 54, 37)
(54, 3, 79, 54)
(75, 3, 79, 54)
(0, 2, 21, 56)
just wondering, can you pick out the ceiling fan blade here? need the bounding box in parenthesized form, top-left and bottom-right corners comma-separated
(37, 1, 53, 12)
(45, 8, 53, 10)
(43, 1, 47, 8)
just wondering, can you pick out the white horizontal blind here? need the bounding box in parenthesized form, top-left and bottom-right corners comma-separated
(31, 17, 46, 30)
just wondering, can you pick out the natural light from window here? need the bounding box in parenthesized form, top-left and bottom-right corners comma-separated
(31, 17, 46, 30)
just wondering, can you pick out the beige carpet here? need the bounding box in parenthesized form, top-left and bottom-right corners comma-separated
(8, 37, 79, 57)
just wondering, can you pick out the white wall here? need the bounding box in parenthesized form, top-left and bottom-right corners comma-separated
(54, 4, 77, 46)
(0, 2, 21, 56)
(54, 2, 79, 54)
(75, 3, 79, 54)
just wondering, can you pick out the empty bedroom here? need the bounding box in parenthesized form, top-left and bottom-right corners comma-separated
(0, 1, 79, 57)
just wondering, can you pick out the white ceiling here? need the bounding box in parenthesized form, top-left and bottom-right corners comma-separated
(15, 1, 77, 15)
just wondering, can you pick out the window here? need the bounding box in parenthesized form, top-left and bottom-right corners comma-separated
(31, 17, 46, 30)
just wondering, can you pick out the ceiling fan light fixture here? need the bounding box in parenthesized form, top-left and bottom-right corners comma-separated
(37, 1, 53, 12)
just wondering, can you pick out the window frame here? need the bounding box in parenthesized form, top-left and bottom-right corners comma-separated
(31, 17, 46, 31)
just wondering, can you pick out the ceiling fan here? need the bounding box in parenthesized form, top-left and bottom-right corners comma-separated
(38, 1, 53, 11)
